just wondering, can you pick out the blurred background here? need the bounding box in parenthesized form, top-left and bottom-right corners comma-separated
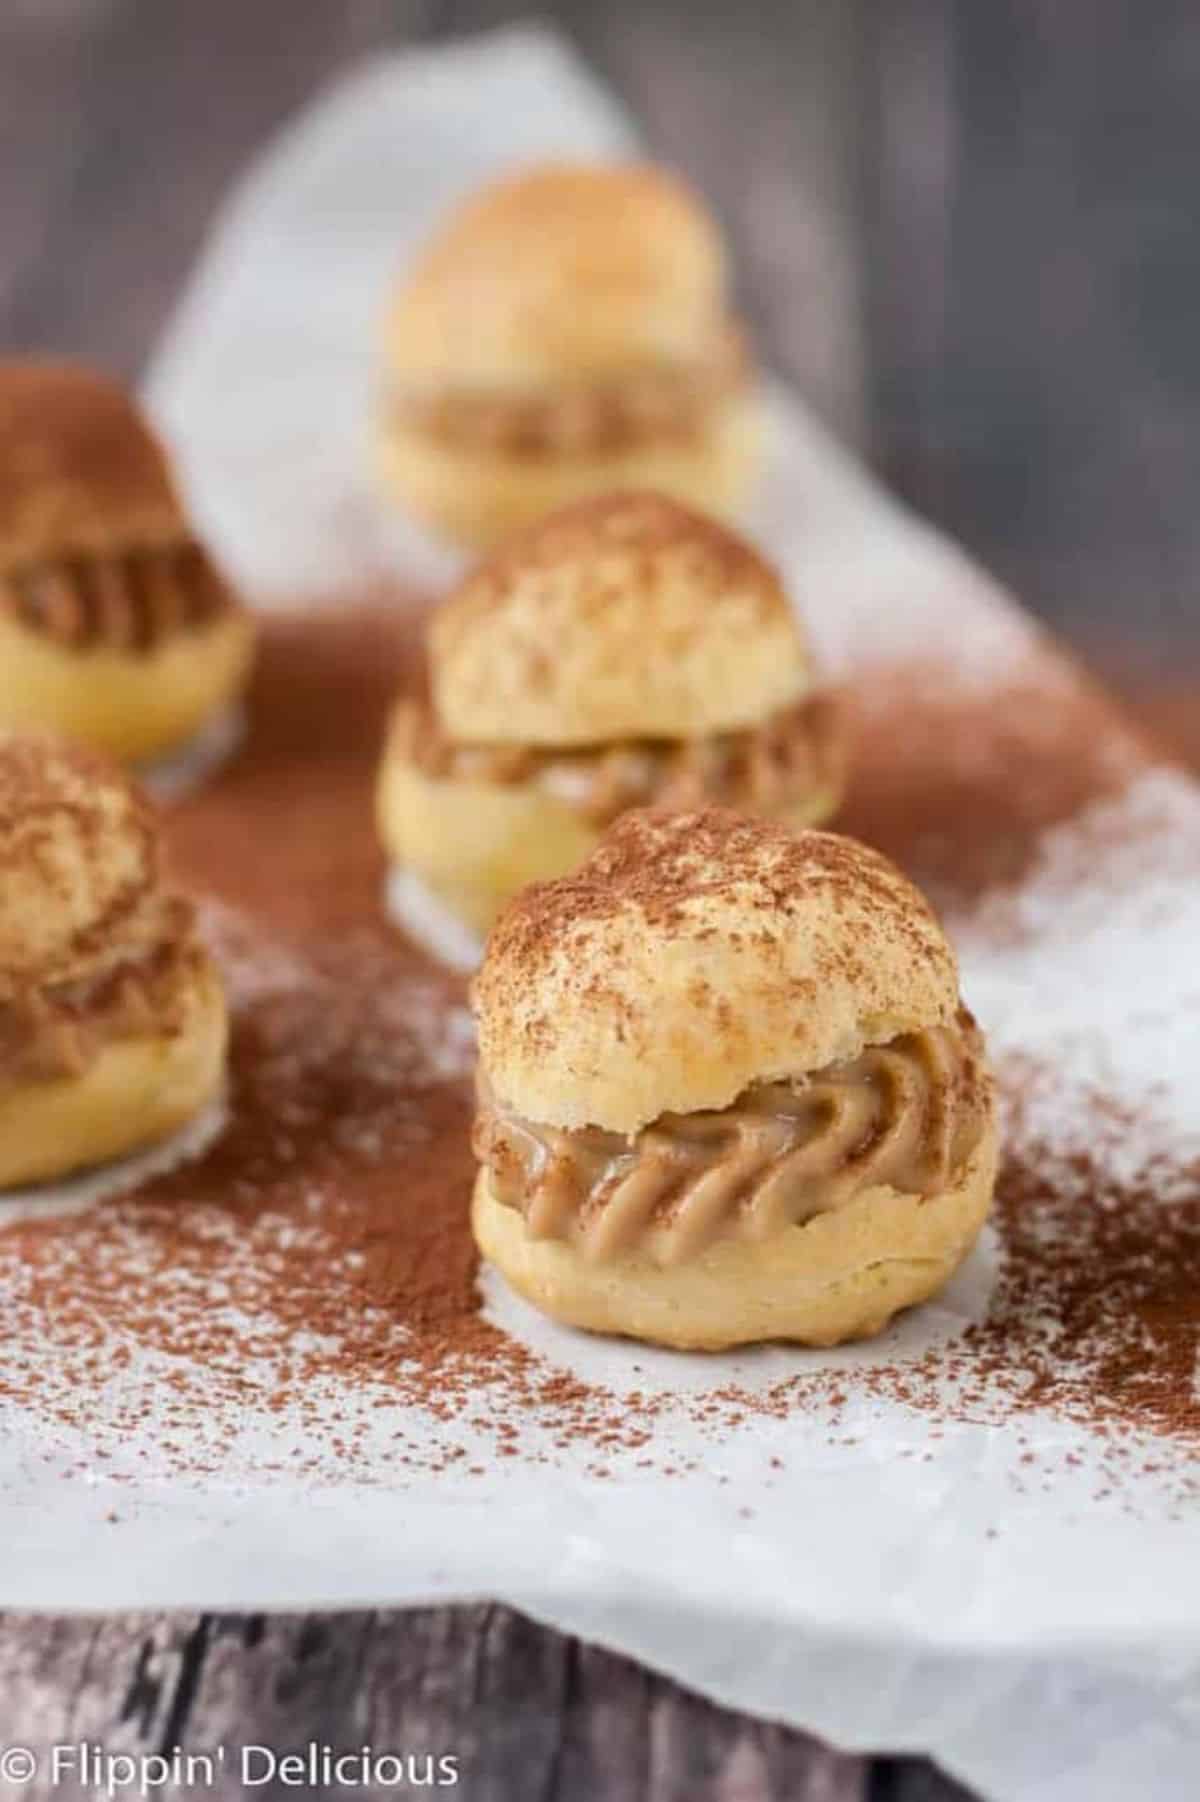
(2, 0, 1197, 752)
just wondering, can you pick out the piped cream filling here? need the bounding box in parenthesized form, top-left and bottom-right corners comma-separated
(0, 896, 207, 1088)
(391, 690, 845, 829)
(0, 539, 236, 654)
(390, 328, 749, 458)
(474, 1014, 989, 1266)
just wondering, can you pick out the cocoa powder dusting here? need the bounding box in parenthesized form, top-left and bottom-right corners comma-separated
(0, 603, 1196, 1495)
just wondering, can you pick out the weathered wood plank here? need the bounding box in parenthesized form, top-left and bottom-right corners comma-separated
(0, 0, 417, 375)
(870, 0, 1200, 670)
(870, 1762, 978, 1802)
(0, 1608, 874, 1801)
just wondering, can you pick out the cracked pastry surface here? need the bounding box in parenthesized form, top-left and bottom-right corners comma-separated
(0, 735, 228, 1188)
(0, 360, 254, 766)
(376, 162, 762, 545)
(471, 807, 997, 1349)
(377, 493, 848, 950)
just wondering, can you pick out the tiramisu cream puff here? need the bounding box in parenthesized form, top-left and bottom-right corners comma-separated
(377, 162, 762, 546)
(378, 492, 846, 960)
(0, 736, 227, 1189)
(0, 360, 254, 772)
(472, 809, 996, 1350)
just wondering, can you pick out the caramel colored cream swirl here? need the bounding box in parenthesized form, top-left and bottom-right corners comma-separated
(392, 327, 747, 458)
(474, 1014, 989, 1266)
(1, 538, 234, 654)
(394, 690, 843, 828)
(0, 895, 205, 1088)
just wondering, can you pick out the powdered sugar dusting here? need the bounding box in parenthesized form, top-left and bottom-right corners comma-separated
(201, 895, 475, 1086)
(959, 769, 1200, 1176)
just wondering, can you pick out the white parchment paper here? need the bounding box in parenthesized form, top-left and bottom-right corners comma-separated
(2, 28, 1198, 1802)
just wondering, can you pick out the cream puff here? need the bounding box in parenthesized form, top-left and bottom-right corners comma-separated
(0, 735, 228, 1188)
(472, 807, 996, 1350)
(0, 359, 254, 771)
(378, 492, 847, 959)
(376, 161, 762, 547)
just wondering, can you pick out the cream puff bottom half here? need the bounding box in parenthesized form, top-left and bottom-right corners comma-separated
(0, 611, 255, 765)
(379, 753, 843, 946)
(0, 960, 228, 1189)
(377, 755, 600, 938)
(375, 393, 763, 550)
(473, 1115, 998, 1351)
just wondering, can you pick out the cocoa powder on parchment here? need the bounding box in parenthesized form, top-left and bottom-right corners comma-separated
(0, 602, 1196, 1494)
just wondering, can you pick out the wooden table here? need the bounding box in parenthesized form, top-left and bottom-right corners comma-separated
(1, 4, 1197, 1797)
